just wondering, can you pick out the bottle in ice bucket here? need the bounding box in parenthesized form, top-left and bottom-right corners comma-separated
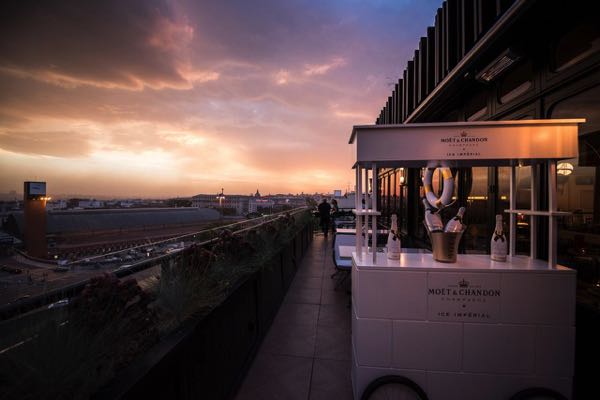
(423, 198, 443, 232)
(490, 214, 507, 262)
(387, 214, 401, 260)
(444, 207, 466, 232)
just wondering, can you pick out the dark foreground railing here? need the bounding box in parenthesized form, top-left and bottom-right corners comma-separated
(93, 220, 313, 400)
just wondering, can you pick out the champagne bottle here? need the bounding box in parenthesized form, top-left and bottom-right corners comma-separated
(490, 214, 507, 262)
(444, 207, 466, 232)
(387, 214, 401, 260)
(423, 198, 443, 232)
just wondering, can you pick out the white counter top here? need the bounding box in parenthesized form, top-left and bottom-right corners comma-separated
(352, 251, 574, 274)
(335, 228, 388, 235)
(340, 246, 429, 259)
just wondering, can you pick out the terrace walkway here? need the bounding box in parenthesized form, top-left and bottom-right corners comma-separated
(235, 233, 354, 400)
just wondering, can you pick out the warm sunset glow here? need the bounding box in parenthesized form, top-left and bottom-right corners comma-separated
(0, 0, 440, 197)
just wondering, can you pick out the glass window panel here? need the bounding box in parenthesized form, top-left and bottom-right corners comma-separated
(550, 85, 600, 283)
(391, 171, 398, 220)
(385, 174, 391, 225)
(440, 109, 461, 122)
(499, 60, 533, 104)
(401, 184, 408, 234)
(496, 167, 530, 255)
(515, 214, 531, 255)
(554, 22, 600, 72)
(381, 174, 387, 216)
(463, 167, 489, 254)
(398, 169, 408, 234)
(465, 91, 488, 121)
(500, 82, 531, 104)
(498, 167, 510, 214)
(516, 166, 531, 209)
(417, 168, 427, 241)
(467, 107, 487, 121)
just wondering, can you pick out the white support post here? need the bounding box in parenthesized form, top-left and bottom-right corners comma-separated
(509, 166, 517, 257)
(356, 166, 363, 259)
(548, 161, 558, 268)
(364, 167, 370, 256)
(372, 164, 378, 263)
(530, 165, 538, 259)
(364, 167, 369, 210)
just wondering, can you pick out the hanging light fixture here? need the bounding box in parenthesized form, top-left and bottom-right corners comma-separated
(557, 162, 574, 176)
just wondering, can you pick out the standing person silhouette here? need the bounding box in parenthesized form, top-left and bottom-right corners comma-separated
(330, 198, 339, 233)
(318, 198, 332, 238)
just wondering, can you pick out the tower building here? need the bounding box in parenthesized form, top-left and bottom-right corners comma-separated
(23, 181, 48, 258)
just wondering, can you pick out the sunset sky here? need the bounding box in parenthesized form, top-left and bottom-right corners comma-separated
(0, 0, 440, 198)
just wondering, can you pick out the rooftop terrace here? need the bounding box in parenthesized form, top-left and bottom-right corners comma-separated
(235, 233, 353, 400)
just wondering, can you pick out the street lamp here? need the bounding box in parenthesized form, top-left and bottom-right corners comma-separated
(216, 188, 225, 219)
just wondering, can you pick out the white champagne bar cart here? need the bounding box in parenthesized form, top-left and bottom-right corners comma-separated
(349, 119, 585, 400)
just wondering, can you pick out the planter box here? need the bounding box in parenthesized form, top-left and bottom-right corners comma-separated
(95, 225, 312, 400)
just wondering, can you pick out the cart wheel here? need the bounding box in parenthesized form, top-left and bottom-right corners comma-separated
(509, 387, 567, 400)
(361, 375, 428, 400)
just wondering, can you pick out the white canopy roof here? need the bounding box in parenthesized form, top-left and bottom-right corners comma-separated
(349, 119, 585, 168)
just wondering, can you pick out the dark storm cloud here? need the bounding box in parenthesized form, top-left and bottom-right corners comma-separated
(0, 0, 200, 90)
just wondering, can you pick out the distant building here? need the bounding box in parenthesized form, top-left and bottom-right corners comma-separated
(0, 190, 18, 201)
(23, 181, 48, 258)
(191, 191, 307, 216)
(191, 194, 251, 215)
(0, 200, 20, 217)
(4, 207, 220, 258)
(248, 197, 274, 213)
(269, 195, 306, 208)
(335, 192, 355, 210)
(78, 199, 104, 209)
(47, 199, 67, 210)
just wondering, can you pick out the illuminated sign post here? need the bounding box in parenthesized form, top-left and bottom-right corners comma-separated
(25, 181, 47, 199)
(23, 181, 48, 258)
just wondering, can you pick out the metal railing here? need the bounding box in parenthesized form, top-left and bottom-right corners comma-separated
(63, 207, 308, 266)
(0, 207, 309, 321)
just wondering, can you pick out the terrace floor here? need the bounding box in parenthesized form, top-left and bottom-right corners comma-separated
(235, 233, 354, 400)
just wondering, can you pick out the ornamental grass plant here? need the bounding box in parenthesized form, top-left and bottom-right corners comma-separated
(0, 210, 312, 400)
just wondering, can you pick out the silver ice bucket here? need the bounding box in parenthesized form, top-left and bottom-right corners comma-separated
(424, 222, 466, 263)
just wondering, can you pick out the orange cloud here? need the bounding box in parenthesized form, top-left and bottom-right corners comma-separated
(0, 0, 442, 196)
(304, 57, 347, 76)
(275, 70, 290, 85)
(148, 16, 195, 52)
(0, 129, 93, 158)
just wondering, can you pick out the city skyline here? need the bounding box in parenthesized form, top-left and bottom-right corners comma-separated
(0, 0, 439, 197)
(0, 187, 337, 201)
